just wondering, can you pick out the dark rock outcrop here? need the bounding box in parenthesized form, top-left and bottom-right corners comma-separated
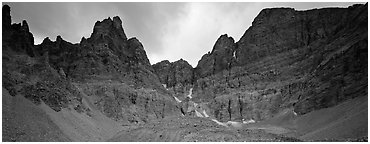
(153, 59, 194, 88)
(152, 60, 172, 86)
(90, 16, 127, 42)
(152, 59, 194, 101)
(2, 5, 35, 56)
(2, 5, 84, 112)
(195, 34, 237, 78)
(2, 4, 11, 29)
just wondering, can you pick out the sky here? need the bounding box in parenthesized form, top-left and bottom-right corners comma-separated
(2, 2, 364, 67)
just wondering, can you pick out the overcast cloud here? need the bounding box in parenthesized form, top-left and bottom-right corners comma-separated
(3, 2, 362, 67)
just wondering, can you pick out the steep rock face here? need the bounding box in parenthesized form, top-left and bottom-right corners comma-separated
(235, 5, 366, 65)
(2, 4, 11, 29)
(91, 16, 127, 41)
(194, 4, 368, 122)
(236, 3, 368, 115)
(88, 16, 128, 65)
(2, 5, 84, 113)
(195, 34, 237, 78)
(153, 59, 194, 88)
(35, 36, 80, 75)
(127, 37, 154, 72)
(2, 5, 35, 56)
(35, 16, 162, 90)
(2, 5, 179, 132)
(152, 59, 195, 101)
(171, 59, 194, 86)
(152, 60, 172, 86)
(34, 14, 174, 122)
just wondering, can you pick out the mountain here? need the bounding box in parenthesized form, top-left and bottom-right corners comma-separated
(190, 3, 368, 121)
(195, 34, 237, 78)
(2, 4, 179, 141)
(152, 4, 367, 122)
(149, 3, 367, 141)
(2, 3, 367, 142)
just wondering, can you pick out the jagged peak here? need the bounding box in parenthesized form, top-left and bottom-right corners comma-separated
(128, 37, 146, 51)
(3, 5, 11, 29)
(173, 58, 193, 68)
(160, 60, 171, 63)
(112, 16, 122, 28)
(41, 36, 63, 45)
(42, 37, 52, 44)
(220, 33, 229, 38)
(56, 35, 63, 42)
(128, 37, 138, 41)
(91, 16, 127, 41)
(2, 4, 10, 12)
(211, 34, 235, 54)
(220, 34, 234, 41)
(175, 58, 187, 63)
(153, 60, 171, 66)
(80, 36, 86, 43)
(153, 59, 193, 68)
(93, 17, 112, 29)
(40, 36, 64, 44)
(21, 20, 29, 31)
(94, 16, 122, 26)
(2, 5, 10, 18)
(128, 37, 141, 45)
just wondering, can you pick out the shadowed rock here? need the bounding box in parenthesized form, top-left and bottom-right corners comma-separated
(195, 34, 237, 78)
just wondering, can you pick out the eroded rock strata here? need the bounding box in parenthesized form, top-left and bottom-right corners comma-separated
(2, 5, 178, 135)
(2, 3, 367, 142)
(153, 4, 368, 123)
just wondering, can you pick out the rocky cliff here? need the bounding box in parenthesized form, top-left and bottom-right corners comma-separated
(192, 4, 367, 122)
(152, 59, 194, 97)
(195, 34, 237, 78)
(2, 5, 35, 56)
(2, 5, 83, 112)
(2, 3, 367, 142)
(150, 4, 368, 122)
(2, 4, 179, 131)
(34, 17, 161, 90)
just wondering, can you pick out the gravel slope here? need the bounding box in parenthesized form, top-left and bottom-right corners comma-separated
(245, 95, 368, 141)
(2, 88, 70, 142)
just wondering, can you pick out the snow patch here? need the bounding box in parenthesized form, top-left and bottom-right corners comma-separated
(195, 110, 203, 117)
(211, 120, 243, 128)
(193, 102, 198, 108)
(226, 121, 239, 125)
(226, 121, 243, 128)
(293, 110, 297, 116)
(162, 84, 167, 88)
(233, 51, 236, 58)
(202, 110, 209, 117)
(242, 119, 256, 124)
(211, 119, 227, 127)
(173, 96, 182, 103)
(187, 88, 193, 99)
